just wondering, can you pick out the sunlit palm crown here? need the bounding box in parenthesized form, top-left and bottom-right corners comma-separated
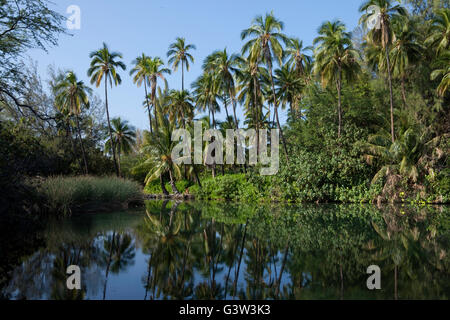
(241, 11, 289, 67)
(54, 71, 92, 115)
(87, 42, 126, 87)
(313, 20, 361, 87)
(359, 0, 408, 49)
(167, 37, 196, 72)
(425, 8, 450, 55)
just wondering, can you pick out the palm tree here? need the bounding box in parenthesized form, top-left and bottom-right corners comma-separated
(274, 64, 303, 119)
(167, 37, 196, 91)
(204, 49, 240, 128)
(148, 57, 171, 131)
(142, 117, 185, 195)
(54, 71, 93, 174)
(360, 0, 408, 143)
(130, 53, 154, 133)
(166, 89, 195, 129)
(87, 43, 126, 177)
(105, 117, 136, 177)
(192, 72, 221, 129)
(389, 17, 424, 107)
(431, 50, 450, 97)
(241, 11, 290, 158)
(313, 20, 360, 138)
(425, 8, 450, 55)
(285, 38, 313, 78)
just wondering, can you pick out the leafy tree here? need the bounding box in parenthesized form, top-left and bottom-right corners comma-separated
(360, 0, 408, 143)
(313, 20, 360, 137)
(167, 37, 196, 90)
(105, 117, 136, 177)
(88, 43, 126, 177)
(54, 72, 93, 174)
(241, 12, 290, 158)
(130, 54, 154, 132)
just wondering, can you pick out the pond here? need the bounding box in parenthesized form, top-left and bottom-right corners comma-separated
(1, 201, 449, 300)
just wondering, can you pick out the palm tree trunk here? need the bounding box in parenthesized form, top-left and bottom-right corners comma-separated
(269, 68, 289, 161)
(152, 80, 158, 131)
(103, 231, 116, 300)
(275, 243, 289, 296)
(75, 115, 89, 175)
(401, 77, 408, 108)
(182, 60, 184, 91)
(385, 45, 395, 143)
(160, 174, 169, 196)
(233, 219, 248, 299)
(144, 79, 153, 133)
(224, 95, 230, 119)
(253, 78, 260, 155)
(104, 77, 120, 177)
(117, 147, 122, 177)
(230, 90, 239, 129)
(337, 66, 342, 138)
(169, 169, 180, 194)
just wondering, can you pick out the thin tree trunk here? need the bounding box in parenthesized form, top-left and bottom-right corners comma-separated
(337, 66, 342, 138)
(385, 45, 395, 143)
(224, 95, 230, 119)
(394, 265, 398, 300)
(182, 60, 184, 91)
(275, 243, 289, 296)
(103, 231, 116, 300)
(233, 219, 248, 299)
(144, 79, 153, 133)
(152, 79, 158, 131)
(160, 174, 169, 196)
(401, 77, 408, 108)
(169, 169, 180, 194)
(75, 115, 89, 174)
(117, 147, 121, 177)
(104, 77, 119, 177)
(230, 90, 239, 129)
(269, 69, 289, 161)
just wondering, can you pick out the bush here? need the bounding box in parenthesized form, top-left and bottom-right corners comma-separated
(37, 176, 142, 216)
(143, 179, 193, 194)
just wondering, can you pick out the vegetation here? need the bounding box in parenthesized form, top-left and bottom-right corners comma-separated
(36, 176, 142, 216)
(1, 0, 449, 218)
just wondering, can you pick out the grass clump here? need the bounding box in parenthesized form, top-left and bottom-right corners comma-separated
(37, 176, 142, 216)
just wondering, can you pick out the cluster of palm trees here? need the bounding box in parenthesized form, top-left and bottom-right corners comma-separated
(52, 1, 449, 185)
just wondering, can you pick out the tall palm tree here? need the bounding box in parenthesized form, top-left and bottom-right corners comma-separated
(313, 20, 361, 138)
(241, 11, 290, 158)
(148, 57, 171, 131)
(360, 0, 408, 143)
(390, 17, 424, 107)
(130, 53, 154, 133)
(105, 117, 136, 177)
(204, 49, 240, 128)
(167, 37, 196, 91)
(54, 71, 93, 174)
(87, 43, 126, 177)
(425, 8, 450, 55)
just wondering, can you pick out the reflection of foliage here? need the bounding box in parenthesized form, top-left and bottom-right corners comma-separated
(2, 201, 448, 300)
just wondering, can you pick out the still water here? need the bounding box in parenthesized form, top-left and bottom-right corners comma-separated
(1, 201, 449, 300)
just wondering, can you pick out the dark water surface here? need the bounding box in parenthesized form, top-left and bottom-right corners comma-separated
(1, 201, 449, 300)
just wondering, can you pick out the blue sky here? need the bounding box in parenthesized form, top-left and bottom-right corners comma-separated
(29, 0, 364, 130)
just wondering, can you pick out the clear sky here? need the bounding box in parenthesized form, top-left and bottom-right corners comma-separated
(29, 0, 364, 130)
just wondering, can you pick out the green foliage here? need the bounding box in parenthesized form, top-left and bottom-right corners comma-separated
(144, 180, 193, 194)
(36, 176, 142, 216)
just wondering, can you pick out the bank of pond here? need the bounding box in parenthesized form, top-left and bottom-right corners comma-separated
(1, 201, 448, 300)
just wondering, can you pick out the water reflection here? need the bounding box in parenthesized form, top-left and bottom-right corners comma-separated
(1, 202, 449, 300)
